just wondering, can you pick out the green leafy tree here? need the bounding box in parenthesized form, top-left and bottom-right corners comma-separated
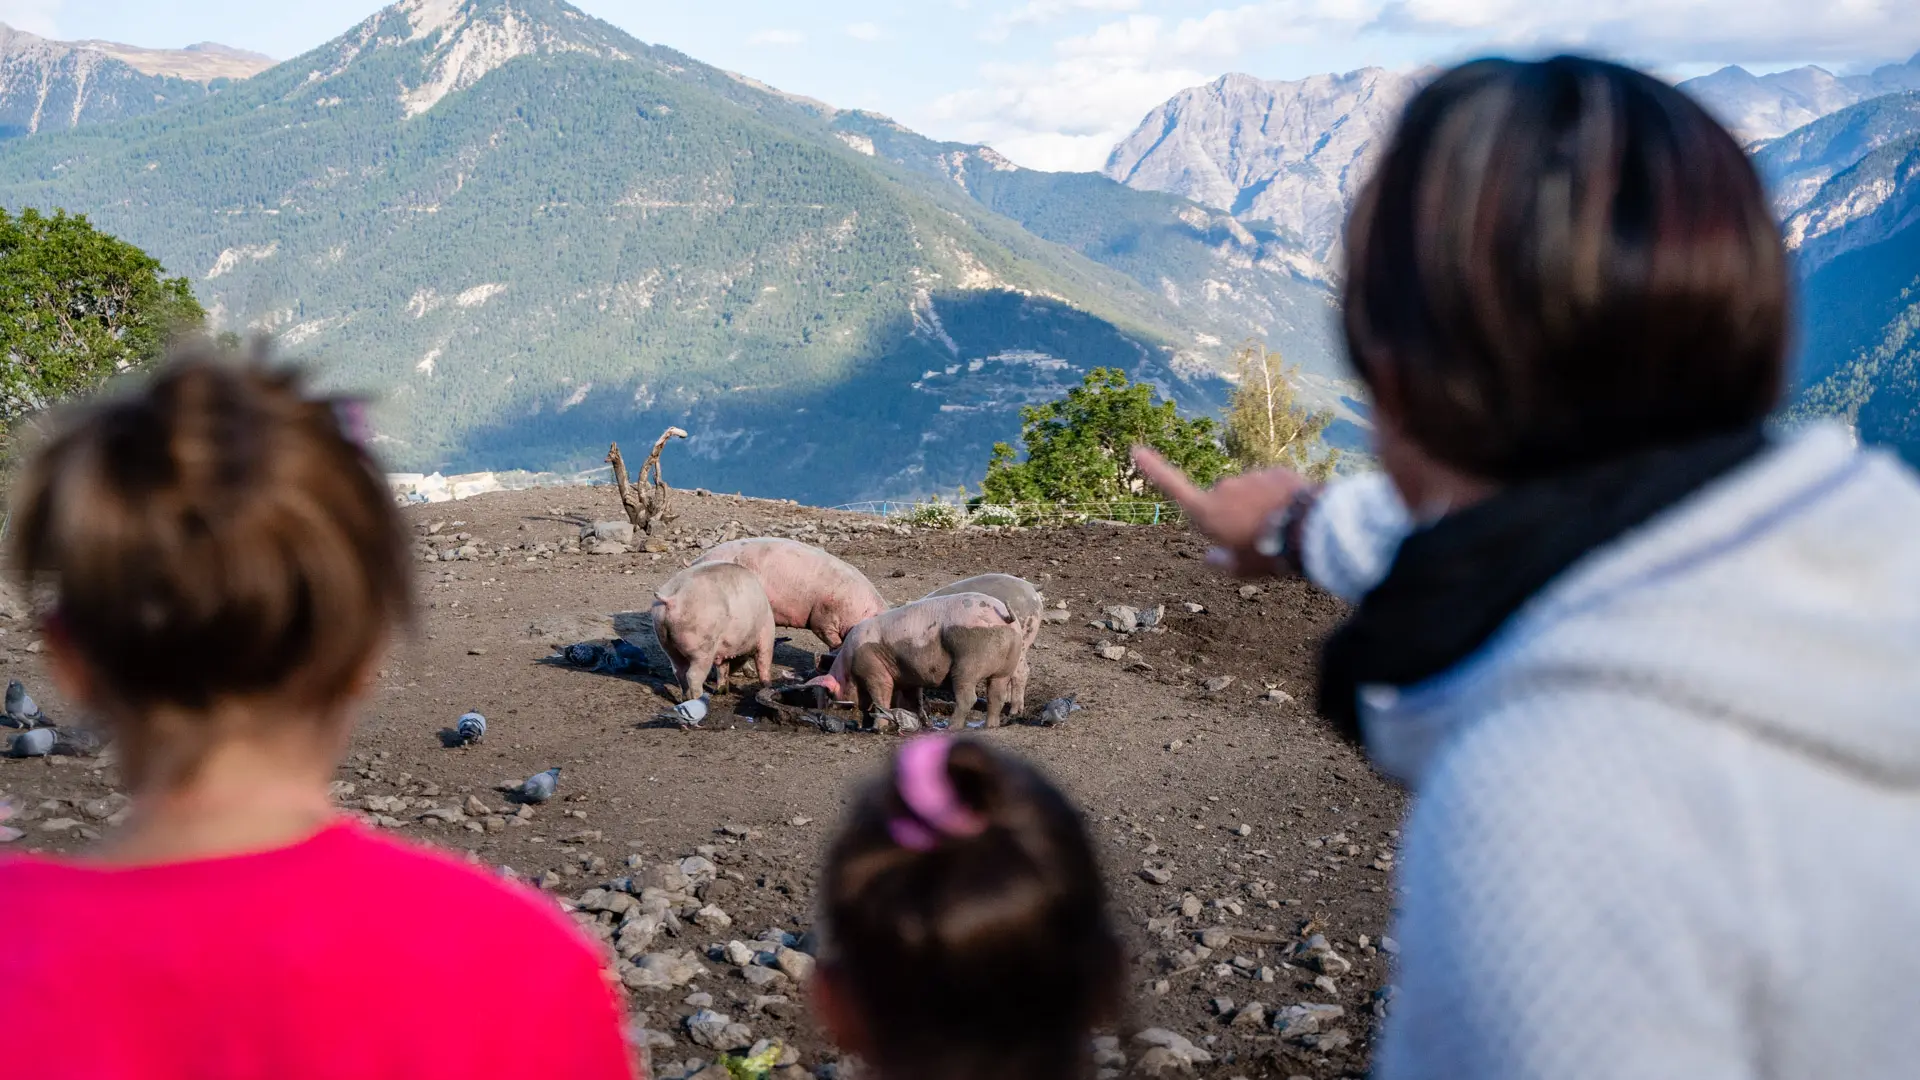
(982, 367, 1229, 504)
(0, 208, 204, 451)
(1222, 340, 1339, 481)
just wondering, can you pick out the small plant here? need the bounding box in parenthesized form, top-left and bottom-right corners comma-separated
(722, 1042, 784, 1079)
(969, 502, 1020, 527)
(902, 501, 963, 529)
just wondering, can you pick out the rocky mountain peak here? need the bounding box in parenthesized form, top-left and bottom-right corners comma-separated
(1103, 66, 1421, 265)
(302, 0, 638, 118)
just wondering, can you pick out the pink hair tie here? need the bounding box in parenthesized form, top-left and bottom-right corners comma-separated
(887, 736, 987, 852)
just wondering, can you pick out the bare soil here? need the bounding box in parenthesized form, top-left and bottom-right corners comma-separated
(0, 487, 1406, 1079)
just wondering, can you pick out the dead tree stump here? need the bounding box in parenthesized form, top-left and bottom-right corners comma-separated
(608, 426, 689, 534)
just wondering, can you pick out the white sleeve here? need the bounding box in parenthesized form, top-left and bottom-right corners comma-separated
(1299, 472, 1411, 602)
(1375, 696, 1766, 1080)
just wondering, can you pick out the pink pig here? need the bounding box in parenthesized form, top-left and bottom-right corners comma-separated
(650, 562, 777, 702)
(923, 573, 1042, 716)
(694, 537, 888, 648)
(809, 592, 1023, 729)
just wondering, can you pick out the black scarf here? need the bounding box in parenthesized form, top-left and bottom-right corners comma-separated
(1318, 427, 1769, 743)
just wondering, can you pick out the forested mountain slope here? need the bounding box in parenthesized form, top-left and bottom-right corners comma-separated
(0, 0, 1322, 503)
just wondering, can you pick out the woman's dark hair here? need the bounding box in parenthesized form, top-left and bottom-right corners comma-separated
(8, 346, 411, 783)
(1344, 55, 1789, 480)
(818, 737, 1123, 1080)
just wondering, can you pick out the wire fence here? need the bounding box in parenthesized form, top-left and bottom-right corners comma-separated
(828, 499, 1187, 528)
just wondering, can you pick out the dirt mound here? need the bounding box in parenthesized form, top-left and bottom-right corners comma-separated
(0, 487, 1403, 1078)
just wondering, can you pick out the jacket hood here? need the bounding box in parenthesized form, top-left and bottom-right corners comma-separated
(1362, 425, 1920, 788)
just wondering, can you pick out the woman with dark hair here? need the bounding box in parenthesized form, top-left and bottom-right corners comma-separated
(1140, 55, 1920, 1078)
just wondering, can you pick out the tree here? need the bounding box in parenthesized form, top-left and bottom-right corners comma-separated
(1222, 340, 1339, 481)
(981, 367, 1229, 504)
(0, 208, 204, 451)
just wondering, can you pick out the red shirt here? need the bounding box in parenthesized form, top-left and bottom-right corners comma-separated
(0, 819, 636, 1080)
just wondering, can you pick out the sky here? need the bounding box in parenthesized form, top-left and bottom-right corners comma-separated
(5, 0, 1919, 172)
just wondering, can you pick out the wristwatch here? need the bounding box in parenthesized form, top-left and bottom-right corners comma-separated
(1254, 485, 1322, 576)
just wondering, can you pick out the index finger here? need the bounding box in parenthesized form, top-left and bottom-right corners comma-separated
(1131, 445, 1209, 513)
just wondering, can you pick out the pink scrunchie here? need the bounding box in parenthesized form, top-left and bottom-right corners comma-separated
(887, 736, 988, 851)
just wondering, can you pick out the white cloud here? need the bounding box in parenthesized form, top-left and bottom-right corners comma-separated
(746, 28, 805, 47)
(981, 0, 1145, 43)
(0, 0, 64, 37)
(1382, 0, 1917, 64)
(845, 22, 884, 42)
(934, 0, 1920, 174)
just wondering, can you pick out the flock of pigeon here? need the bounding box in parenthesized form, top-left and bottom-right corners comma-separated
(3, 679, 102, 759)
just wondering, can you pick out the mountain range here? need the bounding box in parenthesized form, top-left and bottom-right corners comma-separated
(0, 6, 1914, 490)
(1678, 54, 1920, 146)
(0, 24, 271, 139)
(0, 0, 1351, 504)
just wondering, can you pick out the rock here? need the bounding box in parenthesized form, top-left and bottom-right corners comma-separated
(1305, 1029, 1352, 1052)
(1103, 605, 1140, 633)
(1272, 1003, 1344, 1040)
(1237, 584, 1261, 599)
(1134, 1047, 1191, 1075)
(1295, 934, 1353, 976)
(1231, 1001, 1267, 1028)
(685, 1009, 752, 1051)
(1202, 675, 1235, 693)
(1210, 996, 1236, 1016)
(1179, 894, 1202, 918)
(680, 855, 719, 884)
(1132, 1028, 1212, 1067)
(1041, 607, 1071, 624)
(725, 940, 758, 967)
(1313, 974, 1339, 995)
(588, 540, 631, 556)
(1091, 1035, 1127, 1069)
(464, 795, 491, 817)
(38, 817, 82, 832)
(591, 520, 637, 545)
(1262, 688, 1295, 705)
(693, 905, 732, 932)
(1095, 643, 1129, 661)
(740, 965, 787, 989)
(616, 915, 662, 958)
(774, 946, 815, 983)
(1198, 927, 1235, 950)
(624, 950, 707, 991)
(1140, 866, 1173, 886)
(1182, 602, 1206, 614)
(639, 862, 693, 894)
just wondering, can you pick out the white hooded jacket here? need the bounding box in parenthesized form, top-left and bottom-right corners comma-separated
(1315, 426, 1920, 1079)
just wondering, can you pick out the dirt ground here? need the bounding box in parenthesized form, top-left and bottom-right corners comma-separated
(0, 486, 1407, 1079)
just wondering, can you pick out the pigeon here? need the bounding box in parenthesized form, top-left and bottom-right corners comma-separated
(1039, 694, 1083, 727)
(563, 642, 605, 668)
(9, 727, 54, 757)
(665, 695, 709, 729)
(5, 680, 44, 728)
(455, 712, 487, 744)
(50, 727, 104, 757)
(517, 767, 561, 803)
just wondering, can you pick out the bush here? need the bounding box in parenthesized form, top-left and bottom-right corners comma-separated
(968, 503, 1020, 527)
(982, 367, 1229, 503)
(902, 501, 964, 529)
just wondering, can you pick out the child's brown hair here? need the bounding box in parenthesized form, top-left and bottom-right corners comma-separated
(7, 347, 410, 783)
(817, 736, 1123, 1080)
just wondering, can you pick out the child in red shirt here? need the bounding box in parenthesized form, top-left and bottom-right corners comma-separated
(0, 354, 636, 1080)
(808, 736, 1125, 1080)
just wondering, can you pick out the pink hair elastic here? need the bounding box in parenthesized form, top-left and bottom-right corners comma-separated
(888, 736, 987, 852)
